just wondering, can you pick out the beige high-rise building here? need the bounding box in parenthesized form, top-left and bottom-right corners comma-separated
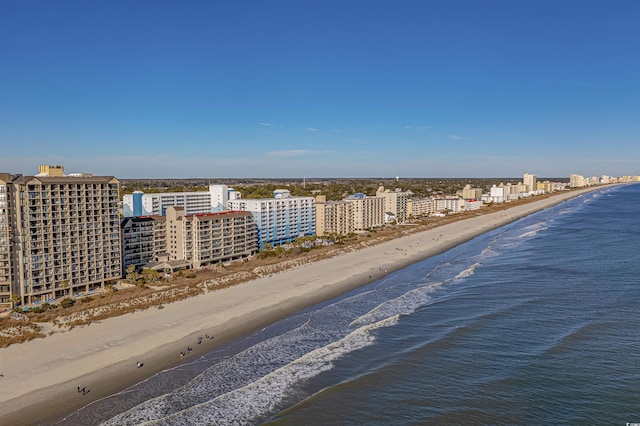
(523, 172, 537, 193)
(344, 194, 385, 232)
(516, 182, 529, 193)
(462, 184, 483, 200)
(3, 166, 122, 306)
(376, 186, 409, 221)
(0, 174, 11, 312)
(166, 206, 257, 268)
(315, 195, 354, 236)
(569, 174, 587, 188)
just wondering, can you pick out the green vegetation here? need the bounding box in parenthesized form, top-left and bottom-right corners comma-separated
(126, 265, 165, 287)
(120, 177, 570, 201)
(59, 298, 75, 309)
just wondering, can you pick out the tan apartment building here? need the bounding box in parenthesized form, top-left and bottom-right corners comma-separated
(462, 184, 483, 200)
(2, 166, 122, 306)
(166, 206, 258, 268)
(433, 197, 464, 214)
(407, 198, 434, 218)
(0, 174, 11, 311)
(523, 172, 537, 192)
(344, 194, 385, 232)
(315, 195, 354, 236)
(376, 186, 410, 222)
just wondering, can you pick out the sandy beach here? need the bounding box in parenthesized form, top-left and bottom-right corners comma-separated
(0, 187, 603, 425)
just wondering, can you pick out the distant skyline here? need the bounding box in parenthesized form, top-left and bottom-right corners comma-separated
(1, 0, 639, 179)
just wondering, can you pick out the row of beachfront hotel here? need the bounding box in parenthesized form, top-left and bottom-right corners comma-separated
(1, 165, 637, 309)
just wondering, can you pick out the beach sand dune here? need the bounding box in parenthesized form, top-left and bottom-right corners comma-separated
(0, 187, 601, 424)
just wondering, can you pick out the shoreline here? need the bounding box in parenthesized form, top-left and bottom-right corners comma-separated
(0, 186, 607, 425)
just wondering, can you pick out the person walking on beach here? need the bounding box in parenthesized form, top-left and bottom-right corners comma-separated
(137, 361, 143, 368)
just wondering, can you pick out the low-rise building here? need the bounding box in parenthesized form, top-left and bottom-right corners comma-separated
(433, 197, 464, 214)
(407, 198, 434, 218)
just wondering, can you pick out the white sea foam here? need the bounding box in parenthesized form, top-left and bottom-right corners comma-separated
(454, 262, 481, 280)
(136, 316, 399, 425)
(100, 295, 397, 426)
(349, 285, 436, 328)
(479, 246, 500, 258)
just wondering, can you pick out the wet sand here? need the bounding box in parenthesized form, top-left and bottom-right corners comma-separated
(0, 187, 603, 425)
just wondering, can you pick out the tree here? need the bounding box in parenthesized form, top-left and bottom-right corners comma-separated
(141, 268, 161, 284)
(11, 293, 21, 310)
(126, 265, 140, 284)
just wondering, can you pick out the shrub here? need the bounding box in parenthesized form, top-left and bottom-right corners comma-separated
(59, 298, 75, 309)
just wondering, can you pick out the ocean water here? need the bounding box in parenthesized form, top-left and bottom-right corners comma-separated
(62, 184, 640, 425)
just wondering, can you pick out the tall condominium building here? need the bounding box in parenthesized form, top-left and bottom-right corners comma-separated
(315, 195, 354, 236)
(1, 166, 121, 306)
(228, 189, 315, 249)
(344, 193, 385, 232)
(523, 172, 537, 193)
(122, 184, 238, 217)
(489, 185, 505, 203)
(121, 215, 166, 274)
(165, 207, 257, 268)
(461, 184, 483, 200)
(516, 182, 529, 194)
(501, 183, 522, 201)
(0, 174, 12, 312)
(376, 186, 410, 222)
(570, 174, 586, 187)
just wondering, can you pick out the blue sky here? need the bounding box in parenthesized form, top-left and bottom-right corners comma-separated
(1, 0, 639, 178)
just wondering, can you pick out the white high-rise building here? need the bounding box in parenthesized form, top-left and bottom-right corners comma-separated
(228, 189, 315, 249)
(123, 185, 235, 217)
(208, 184, 229, 212)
